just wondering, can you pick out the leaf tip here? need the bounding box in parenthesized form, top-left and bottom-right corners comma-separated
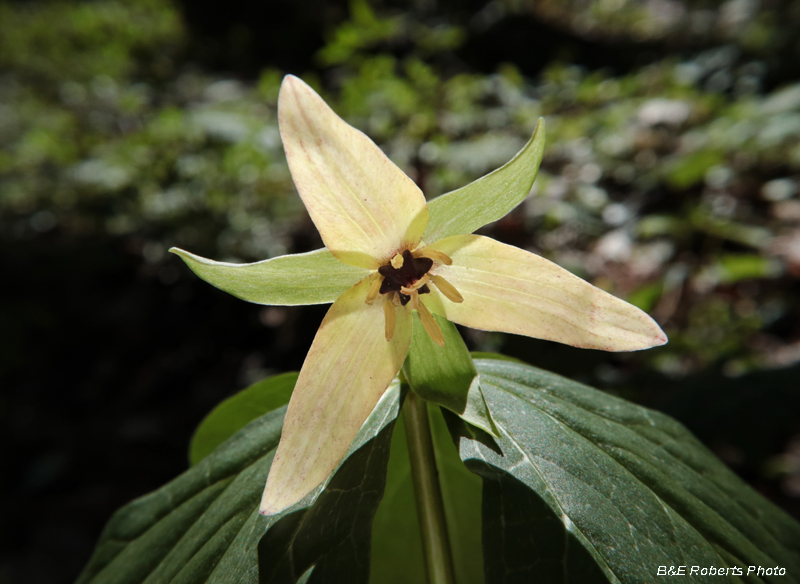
(168, 246, 183, 256)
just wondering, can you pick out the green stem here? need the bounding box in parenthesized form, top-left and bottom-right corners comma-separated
(403, 391, 457, 584)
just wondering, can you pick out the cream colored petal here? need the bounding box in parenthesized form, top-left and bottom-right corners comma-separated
(279, 75, 428, 269)
(260, 278, 412, 515)
(429, 235, 668, 352)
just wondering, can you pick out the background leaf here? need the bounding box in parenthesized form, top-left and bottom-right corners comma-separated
(170, 247, 369, 306)
(461, 358, 800, 584)
(369, 403, 483, 584)
(77, 381, 403, 584)
(190, 372, 299, 466)
(423, 118, 545, 243)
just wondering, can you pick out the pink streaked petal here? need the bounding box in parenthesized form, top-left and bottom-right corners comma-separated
(279, 75, 428, 269)
(259, 277, 412, 515)
(429, 234, 668, 352)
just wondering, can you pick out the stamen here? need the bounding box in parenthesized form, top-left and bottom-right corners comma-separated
(400, 274, 430, 295)
(383, 296, 396, 341)
(366, 275, 383, 304)
(417, 248, 453, 266)
(416, 300, 445, 347)
(430, 274, 463, 303)
(391, 252, 405, 269)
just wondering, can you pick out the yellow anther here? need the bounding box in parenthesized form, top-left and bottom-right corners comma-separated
(417, 248, 452, 266)
(383, 296, 396, 341)
(400, 274, 430, 296)
(416, 300, 445, 347)
(391, 252, 405, 269)
(365, 275, 383, 305)
(430, 274, 463, 303)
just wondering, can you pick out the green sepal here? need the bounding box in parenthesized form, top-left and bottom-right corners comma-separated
(170, 247, 370, 306)
(189, 372, 299, 466)
(403, 313, 498, 437)
(424, 118, 545, 243)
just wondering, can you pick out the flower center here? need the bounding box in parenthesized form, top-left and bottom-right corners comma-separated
(377, 250, 432, 306)
(365, 247, 463, 347)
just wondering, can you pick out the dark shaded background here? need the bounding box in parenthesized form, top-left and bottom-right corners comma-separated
(2, 0, 800, 582)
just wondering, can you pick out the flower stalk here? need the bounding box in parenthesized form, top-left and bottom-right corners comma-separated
(404, 391, 456, 584)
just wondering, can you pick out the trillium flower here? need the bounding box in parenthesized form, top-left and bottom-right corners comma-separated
(171, 75, 667, 516)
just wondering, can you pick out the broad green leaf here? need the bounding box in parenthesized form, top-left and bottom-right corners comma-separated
(403, 312, 497, 436)
(482, 470, 608, 584)
(77, 381, 403, 584)
(370, 404, 483, 584)
(170, 247, 369, 306)
(461, 358, 800, 584)
(424, 118, 545, 243)
(189, 372, 299, 466)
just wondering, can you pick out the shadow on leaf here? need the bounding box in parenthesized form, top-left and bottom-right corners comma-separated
(258, 419, 397, 584)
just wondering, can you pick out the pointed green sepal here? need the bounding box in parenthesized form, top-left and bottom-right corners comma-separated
(403, 313, 498, 437)
(424, 118, 545, 243)
(170, 247, 370, 306)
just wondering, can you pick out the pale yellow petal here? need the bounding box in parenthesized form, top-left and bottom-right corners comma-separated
(279, 75, 428, 269)
(429, 235, 668, 352)
(260, 278, 412, 515)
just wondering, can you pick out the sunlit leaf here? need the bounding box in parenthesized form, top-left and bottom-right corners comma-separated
(424, 118, 545, 243)
(717, 254, 782, 283)
(667, 150, 723, 189)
